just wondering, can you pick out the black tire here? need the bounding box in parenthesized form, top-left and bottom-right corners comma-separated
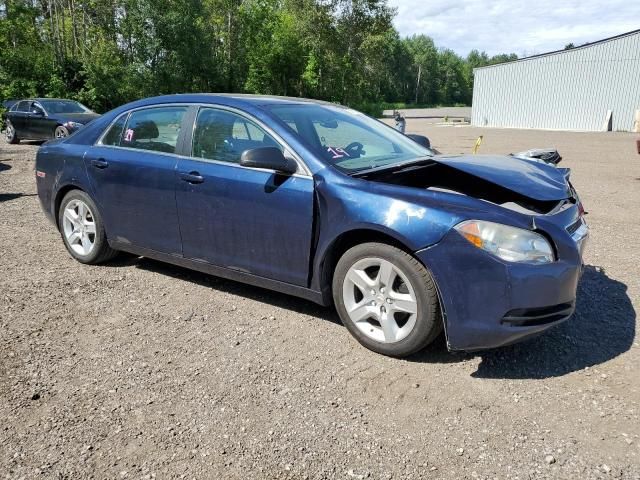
(54, 125, 69, 139)
(58, 190, 118, 264)
(5, 121, 19, 144)
(332, 242, 442, 357)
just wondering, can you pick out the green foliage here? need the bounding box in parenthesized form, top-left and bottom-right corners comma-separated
(0, 0, 517, 113)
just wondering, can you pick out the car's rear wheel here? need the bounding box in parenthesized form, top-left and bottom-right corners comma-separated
(55, 126, 69, 139)
(332, 242, 442, 357)
(5, 121, 19, 144)
(58, 190, 118, 264)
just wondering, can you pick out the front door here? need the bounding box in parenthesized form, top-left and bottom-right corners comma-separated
(175, 107, 314, 287)
(27, 102, 54, 138)
(83, 106, 188, 255)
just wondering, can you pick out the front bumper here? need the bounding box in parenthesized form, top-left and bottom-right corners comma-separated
(416, 214, 587, 351)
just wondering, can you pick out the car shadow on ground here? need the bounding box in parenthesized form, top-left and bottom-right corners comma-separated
(0, 193, 37, 202)
(113, 257, 635, 376)
(0, 161, 11, 172)
(113, 254, 342, 325)
(467, 265, 635, 379)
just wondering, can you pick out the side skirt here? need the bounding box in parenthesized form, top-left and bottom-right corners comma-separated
(110, 241, 329, 306)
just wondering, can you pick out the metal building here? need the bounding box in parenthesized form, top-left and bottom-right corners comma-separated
(471, 29, 640, 132)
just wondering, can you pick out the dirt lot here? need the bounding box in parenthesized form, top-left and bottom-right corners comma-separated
(1, 124, 639, 479)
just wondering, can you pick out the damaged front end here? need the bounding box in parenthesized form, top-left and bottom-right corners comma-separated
(356, 152, 587, 351)
(512, 148, 562, 166)
(362, 153, 578, 216)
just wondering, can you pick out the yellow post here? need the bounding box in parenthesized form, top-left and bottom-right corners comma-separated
(472, 135, 483, 154)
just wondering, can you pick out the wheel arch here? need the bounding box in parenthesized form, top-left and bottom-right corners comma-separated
(319, 228, 447, 353)
(317, 228, 423, 305)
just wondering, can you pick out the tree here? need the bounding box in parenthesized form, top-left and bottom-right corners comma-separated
(0, 0, 519, 112)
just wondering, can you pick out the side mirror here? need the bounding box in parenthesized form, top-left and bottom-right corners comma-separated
(240, 147, 297, 174)
(406, 134, 430, 148)
(31, 108, 45, 116)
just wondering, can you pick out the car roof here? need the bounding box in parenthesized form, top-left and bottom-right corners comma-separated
(33, 98, 78, 102)
(8, 98, 78, 104)
(124, 93, 342, 110)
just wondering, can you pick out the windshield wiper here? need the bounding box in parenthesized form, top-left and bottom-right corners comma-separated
(350, 156, 434, 177)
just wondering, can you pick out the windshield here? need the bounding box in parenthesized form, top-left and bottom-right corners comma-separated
(40, 100, 92, 114)
(267, 104, 433, 173)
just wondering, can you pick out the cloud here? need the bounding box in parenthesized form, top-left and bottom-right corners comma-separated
(388, 0, 639, 56)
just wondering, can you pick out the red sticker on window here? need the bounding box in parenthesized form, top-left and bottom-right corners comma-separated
(124, 128, 134, 142)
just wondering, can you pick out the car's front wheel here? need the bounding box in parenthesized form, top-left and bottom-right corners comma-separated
(58, 190, 118, 264)
(54, 125, 69, 139)
(5, 121, 19, 144)
(333, 242, 442, 357)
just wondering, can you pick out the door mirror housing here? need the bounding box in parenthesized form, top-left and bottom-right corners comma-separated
(406, 134, 430, 148)
(31, 107, 45, 116)
(240, 147, 297, 174)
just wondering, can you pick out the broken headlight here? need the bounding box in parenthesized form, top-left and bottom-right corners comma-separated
(454, 220, 555, 264)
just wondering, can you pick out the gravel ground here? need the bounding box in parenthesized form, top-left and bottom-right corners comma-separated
(1, 125, 639, 479)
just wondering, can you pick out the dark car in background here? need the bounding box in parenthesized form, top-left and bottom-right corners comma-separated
(3, 98, 100, 144)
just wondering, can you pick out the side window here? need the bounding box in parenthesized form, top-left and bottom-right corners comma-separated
(120, 106, 187, 154)
(17, 101, 30, 112)
(192, 108, 281, 163)
(245, 122, 264, 140)
(101, 114, 127, 146)
(232, 120, 250, 140)
(31, 102, 45, 115)
(231, 119, 269, 141)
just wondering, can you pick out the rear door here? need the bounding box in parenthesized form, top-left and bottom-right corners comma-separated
(174, 106, 314, 286)
(10, 101, 30, 136)
(83, 105, 188, 255)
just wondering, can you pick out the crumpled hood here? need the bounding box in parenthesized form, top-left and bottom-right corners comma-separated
(53, 112, 101, 125)
(432, 154, 570, 201)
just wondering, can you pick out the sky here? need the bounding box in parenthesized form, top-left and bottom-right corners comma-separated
(387, 0, 640, 57)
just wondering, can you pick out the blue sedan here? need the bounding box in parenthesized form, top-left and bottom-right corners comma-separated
(35, 94, 588, 357)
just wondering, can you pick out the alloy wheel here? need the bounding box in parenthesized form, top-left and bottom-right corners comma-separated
(62, 199, 97, 256)
(55, 127, 68, 139)
(5, 124, 14, 142)
(342, 257, 418, 343)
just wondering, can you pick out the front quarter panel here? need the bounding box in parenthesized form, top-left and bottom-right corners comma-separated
(314, 174, 461, 250)
(309, 171, 526, 293)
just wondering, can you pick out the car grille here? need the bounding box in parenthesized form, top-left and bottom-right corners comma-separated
(501, 302, 575, 327)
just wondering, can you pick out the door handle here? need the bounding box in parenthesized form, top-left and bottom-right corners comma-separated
(91, 158, 109, 169)
(179, 172, 204, 184)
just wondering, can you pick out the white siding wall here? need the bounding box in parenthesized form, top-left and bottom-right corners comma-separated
(471, 31, 640, 132)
